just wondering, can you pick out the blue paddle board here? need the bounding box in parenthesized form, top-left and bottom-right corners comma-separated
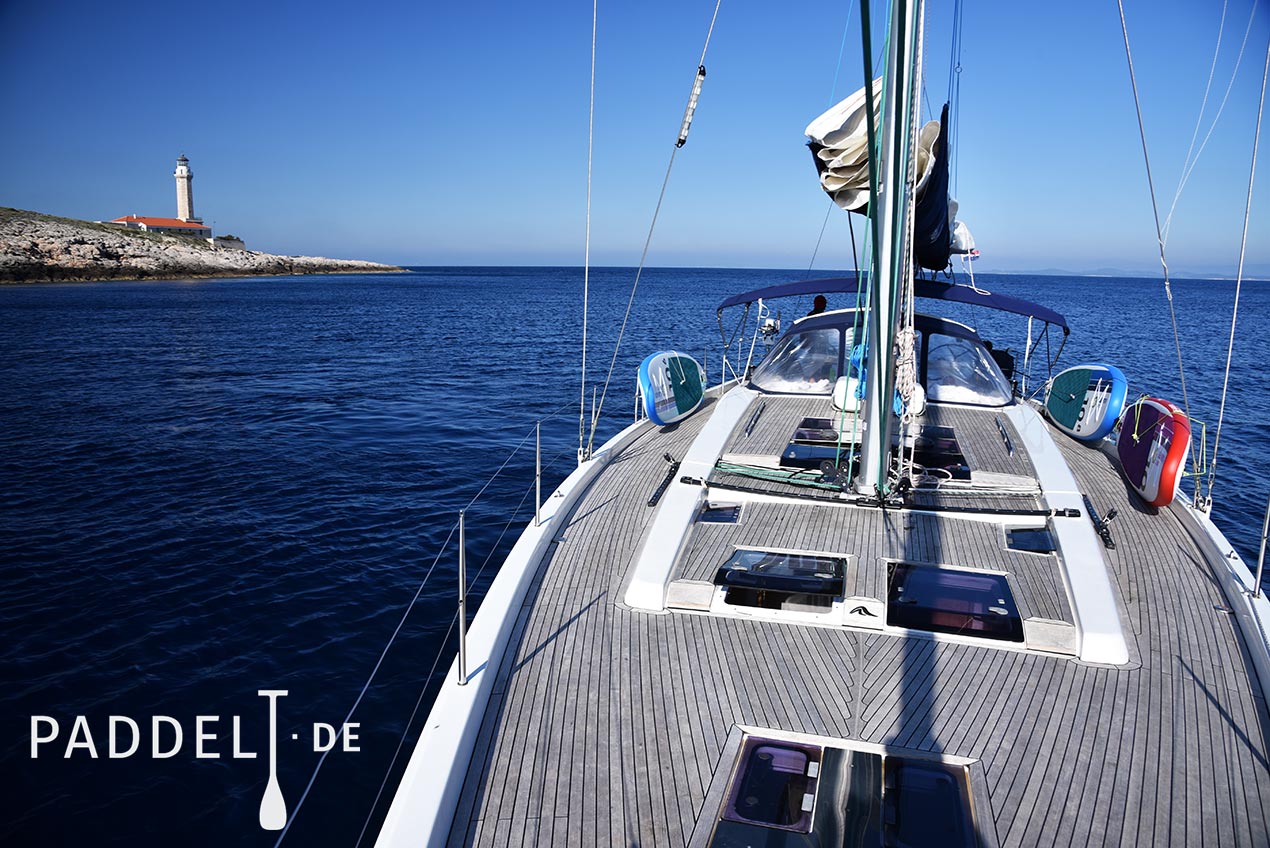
(1044, 363, 1128, 442)
(638, 351, 706, 426)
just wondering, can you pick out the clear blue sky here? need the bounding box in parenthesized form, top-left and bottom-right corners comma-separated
(1, 0, 1267, 276)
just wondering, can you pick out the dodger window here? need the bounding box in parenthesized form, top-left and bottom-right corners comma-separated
(750, 327, 844, 395)
(924, 332, 1013, 406)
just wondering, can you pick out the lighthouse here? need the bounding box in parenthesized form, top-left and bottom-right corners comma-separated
(174, 155, 202, 223)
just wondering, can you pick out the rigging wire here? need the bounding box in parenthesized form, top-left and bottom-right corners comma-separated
(947, 0, 964, 195)
(1170, 0, 1230, 234)
(1115, 0, 1199, 483)
(1206, 32, 1269, 504)
(828, 0, 859, 107)
(808, 206, 835, 272)
(579, 0, 598, 463)
(1163, 1, 1259, 244)
(808, 0, 859, 273)
(585, 0, 725, 457)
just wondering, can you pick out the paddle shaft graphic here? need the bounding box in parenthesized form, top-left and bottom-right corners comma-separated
(259, 690, 288, 830)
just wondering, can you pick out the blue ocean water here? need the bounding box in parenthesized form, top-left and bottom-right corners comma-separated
(1, 268, 1267, 846)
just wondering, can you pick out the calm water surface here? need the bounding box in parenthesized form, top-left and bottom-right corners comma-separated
(2, 268, 1267, 846)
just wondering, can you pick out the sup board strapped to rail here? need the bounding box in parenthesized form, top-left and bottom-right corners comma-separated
(1117, 396, 1191, 508)
(638, 351, 706, 426)
(1043, 363, 1128, 443)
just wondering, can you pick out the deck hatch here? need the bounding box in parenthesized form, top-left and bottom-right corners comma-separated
(699, 502, 742, 524)
(715, 549, 845, 612)
(721, 737, 820, 833)
(710, 737, 978, 847)
(911, 424, 971, 480)
(883, 758, 977, 847)
(1006, 526, 1056, 553)
(781, 417, 857, 468)
(887, 562, 1024, 641)
(714, 549, 845, 596)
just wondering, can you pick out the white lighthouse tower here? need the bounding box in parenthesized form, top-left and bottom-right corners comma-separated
(174, 155, 202, 223)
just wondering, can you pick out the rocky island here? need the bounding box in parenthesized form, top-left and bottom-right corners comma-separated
(0, 207, 403, 283)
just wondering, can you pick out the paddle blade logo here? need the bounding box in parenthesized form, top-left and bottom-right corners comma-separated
(29, 688, 364, 832)
(258, 690, 288, 831)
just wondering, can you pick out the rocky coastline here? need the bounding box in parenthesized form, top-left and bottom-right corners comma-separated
(0, 207, 403, 283)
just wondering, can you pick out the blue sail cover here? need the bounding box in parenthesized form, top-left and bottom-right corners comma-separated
(716, 276, 1069, 331)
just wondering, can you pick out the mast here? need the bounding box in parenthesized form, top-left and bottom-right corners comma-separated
(855, 0, 924, 496)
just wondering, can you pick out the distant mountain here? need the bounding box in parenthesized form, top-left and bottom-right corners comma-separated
(988, 265, 1269, 282)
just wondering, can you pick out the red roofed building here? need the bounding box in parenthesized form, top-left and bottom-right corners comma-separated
(105, 155, 214, 238)
(110, 215, 211, 236)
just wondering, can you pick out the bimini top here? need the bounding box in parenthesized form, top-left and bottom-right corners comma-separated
(716, 276, 1069, 332)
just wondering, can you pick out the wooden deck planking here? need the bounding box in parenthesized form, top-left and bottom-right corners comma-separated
(916, 404, 1036, 479)
(448, 400, 1270, 847)
(722, 395, 830, 458)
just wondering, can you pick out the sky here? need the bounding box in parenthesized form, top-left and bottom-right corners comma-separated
(1, 0, 1267, 276)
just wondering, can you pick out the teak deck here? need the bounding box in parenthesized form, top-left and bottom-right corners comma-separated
(447, 395, 1270, 847)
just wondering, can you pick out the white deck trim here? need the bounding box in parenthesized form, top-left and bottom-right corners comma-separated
(373, 417, 651, 848)
(1002, 403, 1130, 665)
(1172, 500, 1270, 700)
(623, 386, 759, 611)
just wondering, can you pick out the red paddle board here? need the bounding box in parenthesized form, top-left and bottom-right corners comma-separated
(1116, 397, 1191, 507)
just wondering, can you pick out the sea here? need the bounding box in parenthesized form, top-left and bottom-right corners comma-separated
(2, 267, 1267, 846)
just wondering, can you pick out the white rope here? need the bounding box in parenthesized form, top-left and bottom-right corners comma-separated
(1206, 32, 1270, 504)
(1162, 1, 1259, 244)
(585, 0, 724, 456)
(579, 0, 597, 463)
(1116, 0, 1198, 483)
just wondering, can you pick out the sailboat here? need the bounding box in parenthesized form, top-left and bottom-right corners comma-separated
(373, 1, 1270, 845)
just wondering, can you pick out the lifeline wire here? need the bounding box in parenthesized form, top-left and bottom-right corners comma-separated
(353, 457, 560, 847)
(586, 0, 724, 457)
(272, 520, 459, 848)
(277, 407, 570, 846)
(579, 0, 597, 463)
(1206, 32, 1270, 503)
(1116, 0, 1198, 481)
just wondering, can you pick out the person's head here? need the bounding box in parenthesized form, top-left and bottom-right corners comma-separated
(813, 295, 827, 312)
